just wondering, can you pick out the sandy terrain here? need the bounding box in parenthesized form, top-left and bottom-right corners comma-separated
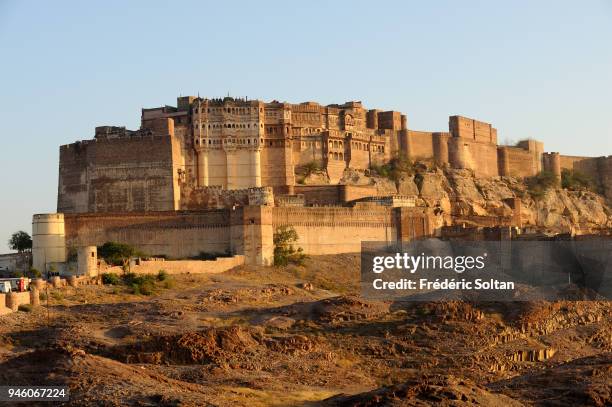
(0, 254, 610, 406)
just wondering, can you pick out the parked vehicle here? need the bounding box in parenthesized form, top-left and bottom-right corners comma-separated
(0, 277, 29, 292)
(0, 281, 11, 293)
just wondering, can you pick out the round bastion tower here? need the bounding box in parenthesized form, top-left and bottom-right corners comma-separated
(32, 213, 66, 273)
(542, 152, 561, 185)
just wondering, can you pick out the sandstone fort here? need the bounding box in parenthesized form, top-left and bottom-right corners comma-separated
(32, 95, 612, 274)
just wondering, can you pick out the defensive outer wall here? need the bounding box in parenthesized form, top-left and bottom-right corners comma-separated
(33, 206, 433, 267)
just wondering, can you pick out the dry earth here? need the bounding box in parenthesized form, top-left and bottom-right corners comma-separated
(0, 254, 610, 406)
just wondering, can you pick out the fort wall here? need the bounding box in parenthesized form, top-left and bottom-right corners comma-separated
(271, 206, 431, 255)
(37, 203, 435, 268)
(58, 134, 178, 213)
(64, 211, 232, 260)
(406, 130, 435, 160)
(272, 207, 397, 254)
(498, 146, 540, 177)
(449, 138, 499, 177)
(558, 155, 612, 202)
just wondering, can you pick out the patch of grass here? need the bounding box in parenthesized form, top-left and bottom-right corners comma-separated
(18, 304, 33, 312)
(370, 154, 414, 183)
(102, 271, 176, 296)
(122, 273, 156, 296)
(157, 269, 168, 281)
(526, 170, 558, 200)
(561, 168, 595, 191)
(51, 291, 63, 301)
(102, 273, 121, 285)
(39, 292, 47, 301)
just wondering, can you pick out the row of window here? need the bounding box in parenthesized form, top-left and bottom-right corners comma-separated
(266, 126, 290, 135)
(195, 137, 263, 146)
(298, 140, 384, 153)
(194, 122, 264, 130)
(193, 137, 287, 148)
(193, 107, 263, 115)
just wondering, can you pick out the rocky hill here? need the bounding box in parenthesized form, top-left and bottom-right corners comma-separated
(329, 165, 612, 233)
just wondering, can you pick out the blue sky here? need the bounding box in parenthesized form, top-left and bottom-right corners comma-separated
(0, 0, 611, 251)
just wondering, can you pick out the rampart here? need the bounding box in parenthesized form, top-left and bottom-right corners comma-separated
(35, 204, 436, 268)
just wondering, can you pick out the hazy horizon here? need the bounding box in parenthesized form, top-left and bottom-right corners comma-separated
(1, 0, 611, 251)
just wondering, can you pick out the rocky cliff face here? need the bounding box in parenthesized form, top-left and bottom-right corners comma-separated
(340, 167, 612, 233)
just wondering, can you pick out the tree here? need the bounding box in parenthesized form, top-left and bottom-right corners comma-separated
(273, 226, 306, 266)
(8, 231, 32, 253)
(97, 241, 139, 272)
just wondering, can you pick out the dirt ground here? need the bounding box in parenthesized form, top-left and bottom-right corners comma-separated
(0, 254, 610, 406)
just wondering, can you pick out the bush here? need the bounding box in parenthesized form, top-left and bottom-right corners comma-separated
(39, 292, 47, 301)
(123, 273, 156, 296)
(273, 226, 307, 267)
(561, 168, 594, 191)
(370, 155, 414, 183)
(18, 304, 33, 312)
(157, 269, 169, 281)
(526, 170, 558, 200)
(102, 273, 121, 285)
(131, 279, 154, 296)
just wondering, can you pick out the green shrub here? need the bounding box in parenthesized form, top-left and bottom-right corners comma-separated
(561, 168, 594, 191)
(163, 278, 176, 289)
(131, 279, 154, 296)
(123, 273, 156, 296)
(51, 291, 63, 301)
(102, 273, 121, 285)
(18, 304, 33, 312)
(157, 270, 169, 281)
(131, 283, 141, 295)
(39, 292, 47, 301)
(273, 226, 307, 267)
(370, 155, 414, 183)
(526, 170, 558, 200)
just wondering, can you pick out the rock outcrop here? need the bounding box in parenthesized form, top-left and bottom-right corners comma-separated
(341, 165, 612, 233)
